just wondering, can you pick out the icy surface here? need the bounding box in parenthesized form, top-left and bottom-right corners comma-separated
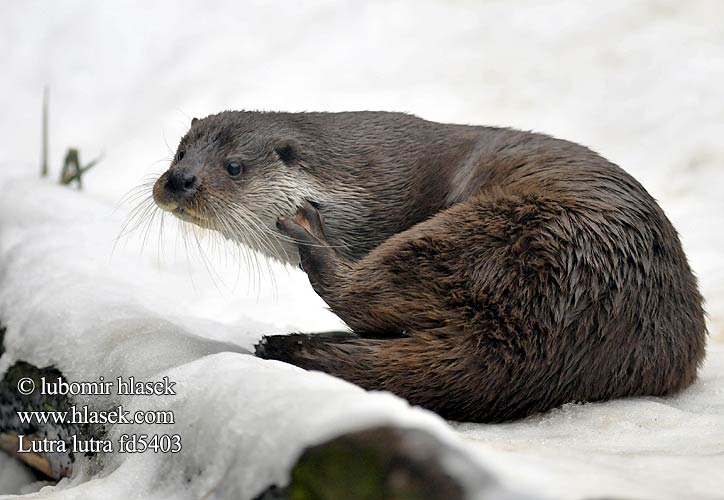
(0, 455, 36, 496)
(1, 1, 723, 499)
(456, 345, 724, 500)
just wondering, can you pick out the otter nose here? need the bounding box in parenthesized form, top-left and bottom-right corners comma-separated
(165, 168, 199, 197)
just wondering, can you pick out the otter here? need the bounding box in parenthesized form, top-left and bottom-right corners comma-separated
(152, 111, 706, 422)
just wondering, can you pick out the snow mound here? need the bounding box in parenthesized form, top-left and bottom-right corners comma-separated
(0, 175, 528, 499)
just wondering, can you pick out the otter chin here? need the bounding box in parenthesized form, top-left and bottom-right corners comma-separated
(151, 110, 706, 423)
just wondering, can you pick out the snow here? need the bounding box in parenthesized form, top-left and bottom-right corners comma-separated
(0, 455, 37, 496)
(1, 1, 723, 499)
(456, 346, 724, 500)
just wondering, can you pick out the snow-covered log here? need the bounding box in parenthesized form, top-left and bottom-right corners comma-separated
(0, 354, 499, 498)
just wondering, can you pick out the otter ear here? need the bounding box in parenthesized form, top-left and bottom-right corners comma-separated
(274, 139, 300, 164)
(191, 117, 199, 126)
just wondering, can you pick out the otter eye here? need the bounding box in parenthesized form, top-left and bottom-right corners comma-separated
(175, 149, 185, 162)
(226, 161, 242, 177)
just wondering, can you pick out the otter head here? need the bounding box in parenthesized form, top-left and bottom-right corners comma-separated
(153, 112, 316, 264)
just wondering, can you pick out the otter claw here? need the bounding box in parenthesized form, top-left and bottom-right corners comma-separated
(277, 201, 327, 245)
(276, 216, 319, 246)
(276, 212, 336, 287)
(295, 200, 327, 239)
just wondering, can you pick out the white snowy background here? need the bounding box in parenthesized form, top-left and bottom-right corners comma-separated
(1, 1, 723, 499)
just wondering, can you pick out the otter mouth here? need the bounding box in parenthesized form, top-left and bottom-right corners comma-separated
(172, 206, 206, 226)
(154, 198, 207, 227)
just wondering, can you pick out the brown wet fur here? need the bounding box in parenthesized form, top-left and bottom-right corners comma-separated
(156, 111, 707, 423)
